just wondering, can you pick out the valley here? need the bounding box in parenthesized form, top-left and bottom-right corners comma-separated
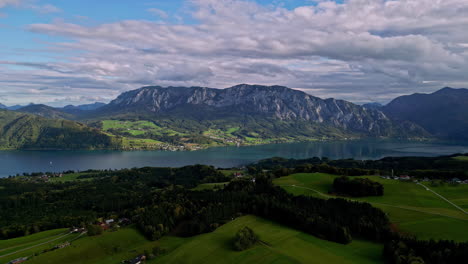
(1, 154, 467, 264)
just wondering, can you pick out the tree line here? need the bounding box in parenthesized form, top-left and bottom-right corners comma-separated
(251, 154, 468, 180)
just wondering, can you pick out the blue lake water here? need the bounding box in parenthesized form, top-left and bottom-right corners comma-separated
(1, 140, 468, 177)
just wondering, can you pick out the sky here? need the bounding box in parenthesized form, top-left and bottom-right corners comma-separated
(0, 0, 467, 106)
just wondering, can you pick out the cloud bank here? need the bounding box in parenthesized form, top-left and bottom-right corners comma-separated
(1, 0, 468, 105)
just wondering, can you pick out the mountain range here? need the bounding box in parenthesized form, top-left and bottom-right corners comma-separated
(0, 84, 466, 150)
(383, 87, 468, 140)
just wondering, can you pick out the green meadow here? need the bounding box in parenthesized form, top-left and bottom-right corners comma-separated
(1, 216, 383, 264)
(453, 155, 468, 161)
(24, 227, 161, 264)
(0, 229, 75, 264)
(273, 173, 468, 241)
(102, 120, 182, 138)
(153, 215, 383, 264)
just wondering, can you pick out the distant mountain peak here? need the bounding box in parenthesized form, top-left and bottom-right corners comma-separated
(62, 102, 106, 111)
(383, 87, 468, 140)
(16, 104, 73, 120)
(433, 87, 468, 95)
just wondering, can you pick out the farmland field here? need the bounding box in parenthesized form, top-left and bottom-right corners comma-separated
(273, 173, 468, 241)
(101, 120, 181, 137)
(1, 216, 383, 264)
(152, 215, 383, 264)
(0, 229, 74, 264)
(453, 155, 468, 161)
(24, 227, 161, 264)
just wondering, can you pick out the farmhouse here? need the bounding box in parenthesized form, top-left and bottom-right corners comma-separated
(399, 175, 411, 180)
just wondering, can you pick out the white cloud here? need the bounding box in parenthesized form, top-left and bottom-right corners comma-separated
(29, 3, 61, 14)
(147, 8, 168, 19)
(2, 0, 468, 105)
(0, 0, 22, 8)
(0, 1, 61, 15)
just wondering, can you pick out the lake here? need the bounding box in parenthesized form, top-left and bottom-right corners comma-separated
(1, 140, 468, 177)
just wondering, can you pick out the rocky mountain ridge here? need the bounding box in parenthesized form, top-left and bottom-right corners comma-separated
(101, 84, 419, 137)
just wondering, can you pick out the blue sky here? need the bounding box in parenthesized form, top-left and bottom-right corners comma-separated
(1, 0, 328, 63)
(0, 0, 467, 106)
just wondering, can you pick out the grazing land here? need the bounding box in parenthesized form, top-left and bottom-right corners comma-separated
(6, 216, 382, 264)
(0, 229, 76, 263)
(273, 173, 468, 241)
(101, 120, 182, 137)
(153, 215, 382, 264)
(23, 227, 161, 264)
(453, 155, 468, 162)
(2, 156, 467, 264)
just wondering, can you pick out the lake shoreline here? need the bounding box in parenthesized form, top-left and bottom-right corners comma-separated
(1, 139, 467, 178)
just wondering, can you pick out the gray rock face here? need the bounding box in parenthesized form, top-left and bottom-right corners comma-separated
(104, 84, 424, 136)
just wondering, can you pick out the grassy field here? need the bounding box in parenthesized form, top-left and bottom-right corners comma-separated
(152, 215, 382, 264)
(0, 229, 68, 250)
(0, 229, 76, 263)
(24, 227, 162, 264)
(48, 172, 97, 182)
(3, 216, 382, 264)
(273, 173, 468, 241)
(101, 120, 181, 137)
(101, 120, 182, 149)
(453, 155, 468, 161)
(121, 137, 162, 149)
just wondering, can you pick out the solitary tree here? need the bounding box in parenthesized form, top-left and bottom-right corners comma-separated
(233, 226, 259, 251)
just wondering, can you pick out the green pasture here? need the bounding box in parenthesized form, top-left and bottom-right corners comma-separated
(273, 173, 468, 241)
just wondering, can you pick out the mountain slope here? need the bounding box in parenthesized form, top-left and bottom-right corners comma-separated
(383, 87, 468, 140)
(62, 102, 106, 113)
(0, 103, 6, 109)
(97, 84, 426, 138)
(16, 104, 75, 120)
(0, 109, 121, 149)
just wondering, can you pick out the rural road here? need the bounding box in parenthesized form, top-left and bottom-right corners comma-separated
(279, 184, 467, 220)
(416, 182, 467, 215)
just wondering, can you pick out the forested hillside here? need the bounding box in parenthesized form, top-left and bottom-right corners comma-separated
(0, 110, 121, 150)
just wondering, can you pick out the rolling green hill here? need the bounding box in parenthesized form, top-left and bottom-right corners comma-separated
(0, 109, 121, 150)
(3, 216, 383, 264)
(273, 173, 468, 241)
(153, 215, 382, 264)
(91, 116, 353, 150)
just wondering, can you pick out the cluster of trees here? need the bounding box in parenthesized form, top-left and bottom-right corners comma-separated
(331, 176, 384, 197)
(76, 165, 229, 188)
(0, 165, 229, 239)
(2, 159, 467, 264)
(133, 177, 390, 245)
(252, 154, 468, 180)
(233, 227, 259, 251)
(383, 238, 468, 264)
